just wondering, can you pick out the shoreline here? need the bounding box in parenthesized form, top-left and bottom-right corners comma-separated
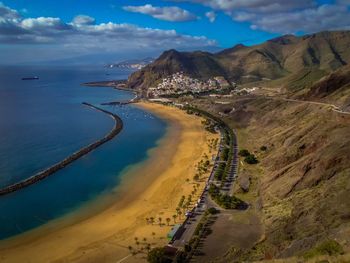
(82, 80, 135, 93)
(0, 103, 123, 196)
(0, 102, 218, 263)
(83, 81, 140, 105)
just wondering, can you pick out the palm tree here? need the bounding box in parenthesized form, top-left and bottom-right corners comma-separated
(172, 214, 177, 223)
(128, 246, 133, 252)
(152, 232, 156, 239)
(149, 217, 154, 225)
(143, 237, 147, 243)
(178, 211, 182, 219)
(166, 218, 171, 226)
(188, 195, 192, 203)
(158, 217, 162, 226)
(145, 217, 149, 224)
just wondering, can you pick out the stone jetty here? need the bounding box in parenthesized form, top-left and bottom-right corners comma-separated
(0, 103, 123, 196)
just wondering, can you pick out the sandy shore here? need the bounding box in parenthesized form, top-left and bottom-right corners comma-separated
(0, 102, 218, 263)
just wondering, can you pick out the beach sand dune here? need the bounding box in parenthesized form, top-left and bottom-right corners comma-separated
(0, 102, 218, 263)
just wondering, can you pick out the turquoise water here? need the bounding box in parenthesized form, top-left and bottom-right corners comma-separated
(0, 66, 167, 240)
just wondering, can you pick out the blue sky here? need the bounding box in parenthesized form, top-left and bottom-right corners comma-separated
(0, 0, 349, 64)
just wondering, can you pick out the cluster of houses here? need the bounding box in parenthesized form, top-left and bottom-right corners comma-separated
(147, 72, 235, 98)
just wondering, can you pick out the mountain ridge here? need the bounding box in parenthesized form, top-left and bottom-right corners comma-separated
(127, 30, 350, 92)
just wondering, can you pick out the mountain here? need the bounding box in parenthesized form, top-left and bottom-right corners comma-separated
(108, 57, 154, 70)
(127, 31, 350, 91)
(127, 50, 225, 90)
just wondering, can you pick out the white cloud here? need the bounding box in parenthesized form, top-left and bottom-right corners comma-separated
(174, 0, 315, 13)
(0, 2, 20, 19)
(0, 3, 216, 62)
(247, 4, 350, 34)
(123, 4, 197, 22)
(72, 15, 96, 26)
(205, 11, 216, 22)
(174, 0, 350, 34)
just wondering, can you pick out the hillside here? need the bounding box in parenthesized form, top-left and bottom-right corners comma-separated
(127, 31, 350, 92)
(127, 49, 226, 90)
(301, 64, 350, 109)
(178, 94, 350, 262)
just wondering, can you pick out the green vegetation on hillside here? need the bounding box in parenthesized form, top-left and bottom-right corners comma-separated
(303, 240, 344, 259)
(208, 184, 244, 209)
(244, 154, 259, 164)
(239, 149, 259, 164)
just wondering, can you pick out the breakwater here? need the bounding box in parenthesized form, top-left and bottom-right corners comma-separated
(101, 95, 139, 106)
(0, 103, 123, 196)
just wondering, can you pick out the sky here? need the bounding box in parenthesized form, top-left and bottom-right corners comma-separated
(1, 0, 350, 64)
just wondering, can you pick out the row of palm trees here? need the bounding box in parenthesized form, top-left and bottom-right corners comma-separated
(128, 236, 153, 255)
(208, 138, 219, 153)
(145, 216, 173, 226)
(144, 178, 204, 228)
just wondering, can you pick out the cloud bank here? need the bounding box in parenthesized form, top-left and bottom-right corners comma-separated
(123, 4, 197, 22)
(0, 2, 215, 63)
(174, 0, 350, 33)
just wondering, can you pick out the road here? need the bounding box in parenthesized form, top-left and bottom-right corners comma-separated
(269, 96, 350, 113)
(241, 95, 350, 115)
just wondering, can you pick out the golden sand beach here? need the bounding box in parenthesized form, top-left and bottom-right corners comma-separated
(0, 102, 218, 263)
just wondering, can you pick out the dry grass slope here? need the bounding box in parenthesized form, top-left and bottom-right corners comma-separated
(186, 95, 350, 262)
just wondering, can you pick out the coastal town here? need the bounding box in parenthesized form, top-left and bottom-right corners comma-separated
(146, 72, 236, 98)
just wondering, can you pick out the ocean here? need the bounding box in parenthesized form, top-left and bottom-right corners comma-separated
(0, 65, 167, 240)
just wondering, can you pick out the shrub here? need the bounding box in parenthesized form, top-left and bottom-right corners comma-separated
(221, 147, 229, 161)
(244, 154, 259, 164)
(239, 149, 250, 157)
(194, 222, 204, 236)
(260, 146, 267, 151)
(147, 247, 171, 263)
(304, 240, 344, 259)
(208, 184, 245, 209)
(207, 207, 218, 214)
(214, 163, 226, 180)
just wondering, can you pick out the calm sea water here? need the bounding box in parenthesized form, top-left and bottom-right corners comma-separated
(0, 66, 167, 240)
